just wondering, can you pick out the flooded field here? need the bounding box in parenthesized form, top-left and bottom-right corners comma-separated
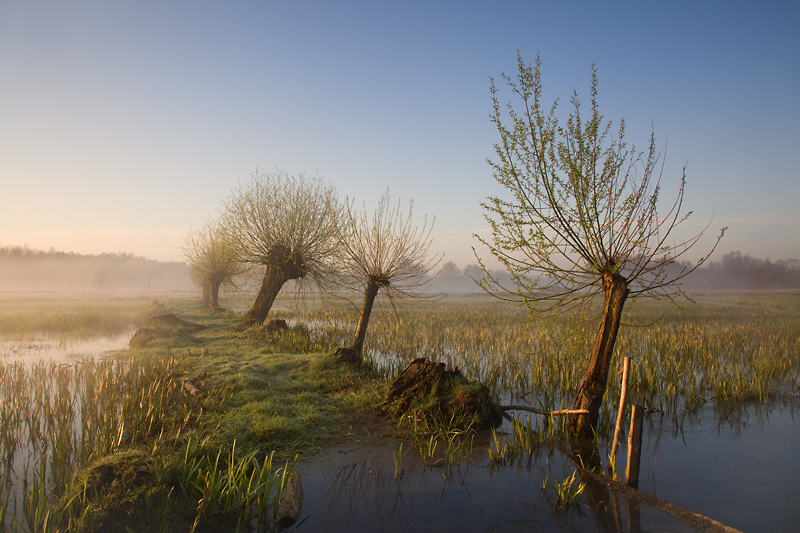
(0, 334, 133, 364)
(291, 400, 798, 532)
(272, 292, 800, 532)
(0, 292, 798, 531)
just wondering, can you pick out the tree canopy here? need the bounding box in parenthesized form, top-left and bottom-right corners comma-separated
(475, 53, 724, 437)
(182, 219, 246, 309)
(221, 169, 343, 324)
(337, 190, 439, 358)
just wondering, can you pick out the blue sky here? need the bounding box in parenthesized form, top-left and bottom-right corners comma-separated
(1, 1, 798, 267)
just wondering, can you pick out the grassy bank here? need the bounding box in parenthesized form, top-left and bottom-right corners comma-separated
(0, 295, 389, 532)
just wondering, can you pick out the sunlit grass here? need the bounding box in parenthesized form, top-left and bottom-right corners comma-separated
(0, 355, 199, 531)
(0, 293, 160, 336)
(278, 292, 800, 440)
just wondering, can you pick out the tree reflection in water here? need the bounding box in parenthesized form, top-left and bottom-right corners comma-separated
(301, 449, 637, 532)
(320, 460, 478, 530)
(294, 434, 744, 532)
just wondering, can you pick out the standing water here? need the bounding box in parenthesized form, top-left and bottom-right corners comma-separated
(287, 399, 798, 532)
(0, 333, 135, 364)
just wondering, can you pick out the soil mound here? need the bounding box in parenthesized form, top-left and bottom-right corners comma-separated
(385, 357, 503, 430)
(129, 313, 206, 348)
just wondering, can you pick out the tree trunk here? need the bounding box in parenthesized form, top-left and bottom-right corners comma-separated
(243, 246, 308, 325)
(352, 280, 381, 354)
(244, 268, 289, 324)
(209, 278, 221, 310)
(568, 271, 629, 438)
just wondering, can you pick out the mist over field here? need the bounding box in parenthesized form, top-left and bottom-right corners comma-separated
(2, 245, 797, 295)
(0, 246, 191, 292)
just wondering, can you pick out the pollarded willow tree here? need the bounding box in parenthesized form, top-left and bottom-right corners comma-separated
(221, 169, 343, 325)
(183, 219, 247, 309)
(475, 54, 725, 438)
(339, 190, 440, 358)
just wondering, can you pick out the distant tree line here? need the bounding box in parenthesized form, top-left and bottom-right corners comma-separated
(427, 261, 512, 294)
(674, 251, 800, 291)
(0, 245, 192, 291)
(432, 252, 800, 294)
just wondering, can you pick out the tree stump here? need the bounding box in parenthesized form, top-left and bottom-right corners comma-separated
(387, 358, 459, 411)
(385, 358, 503, 429)
(334, 346, 361, 365)
(263, 318, 289, 333)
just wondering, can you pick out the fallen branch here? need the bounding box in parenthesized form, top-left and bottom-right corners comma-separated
(500, 405, 589, 416)
(577, 465, 743, 533)
(558, 447, 743, 533)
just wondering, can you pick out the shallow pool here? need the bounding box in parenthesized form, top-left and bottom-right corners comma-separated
(289, 400, 798, 532)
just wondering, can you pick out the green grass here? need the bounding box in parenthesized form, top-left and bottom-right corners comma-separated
(0, 292, 388, 532)
(2, 289, 798, 531)
(279, 292, 800, 439)
(0, 292, 164, 336)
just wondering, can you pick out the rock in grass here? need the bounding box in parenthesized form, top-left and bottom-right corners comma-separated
(183, 380, 201, 395)
(277, 472, 303, 526)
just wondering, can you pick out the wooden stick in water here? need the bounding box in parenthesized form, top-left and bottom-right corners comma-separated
(609, 356, 631, 478)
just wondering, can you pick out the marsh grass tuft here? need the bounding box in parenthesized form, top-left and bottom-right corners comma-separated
(401, 412, 477, 465)
(541, 470, 585, 513)
(0, 354, 208, 531)
(391, 443, 404, 479)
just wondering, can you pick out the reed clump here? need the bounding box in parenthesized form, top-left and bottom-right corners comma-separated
(0, 355, 214, 531)
(0, 294, 159, 337)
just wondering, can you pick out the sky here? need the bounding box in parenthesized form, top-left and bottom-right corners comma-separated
(1, 0, 798, 268)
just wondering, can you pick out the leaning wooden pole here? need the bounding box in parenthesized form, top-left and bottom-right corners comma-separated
(609, 356, 631, 478)
(565, 461, 743, 533)
(626, 404, 644, 487)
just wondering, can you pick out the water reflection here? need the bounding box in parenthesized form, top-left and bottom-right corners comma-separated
(289, 397, 798, 533)
(311, 459, 481, 532)
(291, 444, 701, 533)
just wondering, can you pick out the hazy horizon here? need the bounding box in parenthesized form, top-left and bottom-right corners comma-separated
(1, 244, 796, 295)
(1, 2, 798, 267)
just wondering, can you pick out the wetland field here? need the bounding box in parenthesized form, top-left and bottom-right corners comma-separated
(0, 291, 798, 532)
